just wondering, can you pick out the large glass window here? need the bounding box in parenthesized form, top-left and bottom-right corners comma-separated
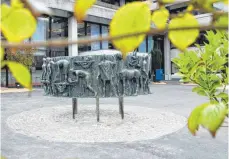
(91, 24, 101, 50)
(78, 23, 87, 52)
(139, 39, 147, 52)
(148, 36, 154, 52)
(102, 26, 109, 49)
(31, 16, 68, 70)
(49, 17, 68, 57)
(31, 17, 48, 56)
(78, 22, 112, 53)
(137, 35, 154, 53)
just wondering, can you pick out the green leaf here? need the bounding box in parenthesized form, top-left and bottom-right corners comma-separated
(192, 86, 204, 93)
(196, 90, 207, 96)
(214, 15, 228, 27)
(6, 61, 32, 90)
(199, 102, 227, 137)
(168, 13, 199, 51)
(74, 0, 96, 22)
(151, 7, 169, 30)
(188, 103, 210, 135)
(216, 92, 228, 98)
(110, 2, 151, 56)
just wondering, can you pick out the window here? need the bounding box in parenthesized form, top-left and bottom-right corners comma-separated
(49, 17, 68, 57)
(102, 26, 109, 49)
(139, 39, 147, 52)
(31, 16, 68, 70)
(137, 36, 154, 53)
(78, 22, 112, 53)
(78, 23, 87, 53)
(169, 6, 187, 14)
(99, 0, 120, 5)
(91, 24, 100, 50)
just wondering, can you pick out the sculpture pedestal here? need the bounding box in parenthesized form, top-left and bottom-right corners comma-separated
(72, 97, 124, 121)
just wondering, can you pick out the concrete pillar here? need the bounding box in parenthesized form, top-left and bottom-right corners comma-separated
(68, 16, 78, 56)
(164, 34, 171, 80)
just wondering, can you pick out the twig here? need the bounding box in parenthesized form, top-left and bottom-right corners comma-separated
(1, 25, 228, 49)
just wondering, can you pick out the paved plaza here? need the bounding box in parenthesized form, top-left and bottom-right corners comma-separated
(1, 84, 228, 159)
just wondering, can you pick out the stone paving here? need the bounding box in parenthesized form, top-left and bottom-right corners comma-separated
(1, 84, 228, 159)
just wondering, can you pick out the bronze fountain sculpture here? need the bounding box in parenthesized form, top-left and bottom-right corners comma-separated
(41, 50, 151, 121)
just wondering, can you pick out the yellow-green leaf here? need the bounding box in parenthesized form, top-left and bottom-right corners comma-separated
(186, 5, 194, 12)
(216, 92, 228, 98)
(199, 102, 227, 137)
(1, 4, 11, 21)
(151, 7, 169, 30)
(168, 13, 199, 51)
(110, 2, 151, 56)
(188, 103, 210, 135)
(11, 0, 24, 8)
(214, 15, 228, 27)
(6, 61, 32, 90)
(193, 0, 215, 12)
(1, 8, 36, 42)
(74, 0, 96, 22)
(161, 0, 175, 4)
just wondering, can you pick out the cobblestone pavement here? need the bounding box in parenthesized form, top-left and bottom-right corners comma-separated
(1, 84, 228, 159)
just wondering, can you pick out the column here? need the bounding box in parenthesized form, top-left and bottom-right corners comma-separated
(68, 16, 78, 56)
(164, 34, 171, 80)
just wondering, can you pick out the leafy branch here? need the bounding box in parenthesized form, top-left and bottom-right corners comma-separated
(173, 30, 228, 137)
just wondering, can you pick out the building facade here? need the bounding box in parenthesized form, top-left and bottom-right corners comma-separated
(1, 0, 225, 86)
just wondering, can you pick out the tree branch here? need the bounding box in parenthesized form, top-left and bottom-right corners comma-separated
(1, 25, 228, 49)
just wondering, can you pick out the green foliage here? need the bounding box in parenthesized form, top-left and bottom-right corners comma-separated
(1, 48, 34, 90)
(6, 48, 35, 68)
(173, 30, 229, 137)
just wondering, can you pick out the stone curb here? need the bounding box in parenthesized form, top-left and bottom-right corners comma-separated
(0, 88, 31, 93)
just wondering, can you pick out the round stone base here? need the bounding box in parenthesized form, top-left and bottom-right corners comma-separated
(6, 105, 186, 143)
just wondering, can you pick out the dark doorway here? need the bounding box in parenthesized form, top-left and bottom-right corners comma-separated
(151, 35, 164, 81)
